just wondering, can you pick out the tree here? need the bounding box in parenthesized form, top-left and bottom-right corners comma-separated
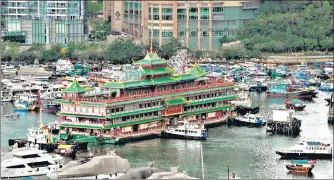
(159, 37, 185, 59)
(319, 39, 334, 53)
(3, 41, 20, 61)
(88, 1, 103, 17)
(219, 35, 236, 45)
(191, 50, 203, 59)
(104, 39, 144, 64)
(16, 51, 38, 64)
(27, 43, 45, 52)
(92, 21, 111, 41)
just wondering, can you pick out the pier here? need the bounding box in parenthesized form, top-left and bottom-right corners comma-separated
(266, 110, 301, 136)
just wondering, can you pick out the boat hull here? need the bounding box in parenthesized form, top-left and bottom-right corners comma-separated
(249, 86, 267, 92)
(160, 131, 207, 140)
(286, 165, 314, 173)
(285, 104, 306, 111)
(1, 165, 61, 178)
(266, 91, 312, 98)
(276, 151, 332, 159)
(233, 119, 264, 127)
(13, 108, 30, 112)
(235, 106, 259, 115)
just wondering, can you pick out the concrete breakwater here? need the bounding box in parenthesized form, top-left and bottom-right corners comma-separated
(263, 55, 333, 65)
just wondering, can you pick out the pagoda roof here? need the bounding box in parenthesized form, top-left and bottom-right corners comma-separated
(133, 52, 167, 65)
(164, 97, 188, 106)
(140, 67, 174, 76)
(188, 63, 207, 77)
(103, 79, 152, 89)
(62, 78, 88, 93)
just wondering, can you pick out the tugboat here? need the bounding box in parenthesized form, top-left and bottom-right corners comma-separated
(284, 100, 306, 111)
(276, 141, 332, 159)
(233, 92, 259, 115)
(234, 114, 265, 127)
(161, 121, 207, 140)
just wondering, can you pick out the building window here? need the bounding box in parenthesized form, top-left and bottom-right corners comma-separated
(177, 9, 186, 13)
(189, 15, 198, 20)
(201, 31, 209, 37)
(178, 31, 185, 37)
(178, 15, 186, 20)
(162, 30, 173, 37)
(213, 7, 224, 13)
(190, 31, 197, 37)
(189, 8, 198, 13)
(153, 15, 159, 20)
(153, 29, 160, 37)
(162, 8, 172, 13)
(201, 15, 209, 20)
(162, 15, 172, 20)
(177, 3, 185, 6)
(213, 30, 223, 36)
(153, 8, 159, 13)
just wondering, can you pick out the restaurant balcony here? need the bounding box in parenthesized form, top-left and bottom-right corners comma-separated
(60, 119, 113, 128)
(62, 80, 235, 104)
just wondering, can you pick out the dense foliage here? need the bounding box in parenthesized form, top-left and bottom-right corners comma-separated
(87, 1, 103, 17)
(238, 1, 334, 53)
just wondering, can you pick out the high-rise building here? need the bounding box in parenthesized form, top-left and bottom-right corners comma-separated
(104, 1, 261, 51)
(1, 0, 88, 44)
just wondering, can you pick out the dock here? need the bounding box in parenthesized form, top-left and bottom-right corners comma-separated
(266, 110, 301, 136)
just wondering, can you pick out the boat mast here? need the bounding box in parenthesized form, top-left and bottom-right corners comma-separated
(201, 143, 205, 179)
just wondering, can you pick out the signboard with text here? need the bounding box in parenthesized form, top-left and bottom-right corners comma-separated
(162, 105, 183, 116)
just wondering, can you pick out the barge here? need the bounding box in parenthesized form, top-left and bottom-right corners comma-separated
(58, 51, 237, 144)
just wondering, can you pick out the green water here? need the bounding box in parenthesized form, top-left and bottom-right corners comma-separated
(1, 92, 333, 179)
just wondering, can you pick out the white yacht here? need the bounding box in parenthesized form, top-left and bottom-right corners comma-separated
(161, 121, 207, 140)
(276, 141, 332, 159)
(1, 148, 64, 178)
(234, 114, 265, 127)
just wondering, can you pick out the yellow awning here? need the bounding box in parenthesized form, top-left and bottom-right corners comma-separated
(58, 144, 71, 149)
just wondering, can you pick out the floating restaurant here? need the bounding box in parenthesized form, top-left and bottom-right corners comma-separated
(58, 51, 237, 144)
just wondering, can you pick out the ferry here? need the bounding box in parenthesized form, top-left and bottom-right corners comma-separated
(57, 50, 236, 144)
(276, 141, 332, 159)
(161, 121, 207, 140)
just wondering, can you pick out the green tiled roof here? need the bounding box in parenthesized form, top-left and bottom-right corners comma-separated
(60, 123, 102, 129)
(104, 79, 152, 89)
(172, 74, 199, 81)
(104, 117, 164, 129)
(58, 113, 106, 119)
(62, 78, 88, 93)
(185, 96, 238, 106)
(133, 52, 167, 65)
(165, 98, 188, 106)
(109, 107, 165, 118)
(183, 106, 234, 116)
(152, 77, 178, 85)
(140, 67, 174, 75)
(188, 63, 207, 77)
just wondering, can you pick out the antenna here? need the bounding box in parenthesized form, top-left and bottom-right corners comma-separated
(150, 7, 153, 53)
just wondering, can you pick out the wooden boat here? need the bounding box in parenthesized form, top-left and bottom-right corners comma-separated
(285, 100, 306, 111)
(286, 164, 314, 173)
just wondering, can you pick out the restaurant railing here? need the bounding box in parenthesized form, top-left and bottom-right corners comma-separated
(62, 80, 234, 104)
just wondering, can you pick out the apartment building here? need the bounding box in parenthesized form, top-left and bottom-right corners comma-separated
(103, 1, 261, 51)
(1, 0, 88, 44)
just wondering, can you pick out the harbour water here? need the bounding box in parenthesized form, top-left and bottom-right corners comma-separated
(1, 92, 333, 179)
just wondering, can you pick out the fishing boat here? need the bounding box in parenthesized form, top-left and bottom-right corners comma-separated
(266, 81, 314, 98)
(234, 114, 264, 127)
(276, 141, 332, 159)
(13, 101, 35, 112)
(319, 82, 334, 92)
(233, 92, 259, 115)
(1, 90, 13, 102)
(248, 79, 267, 92)
(161, 121, 207, 140)
(284, 100, 306, 111)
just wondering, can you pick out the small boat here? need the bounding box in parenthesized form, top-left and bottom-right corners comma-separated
(234, 114, 265, 127)
(4, 113, 19, 118)
(233, 92, 259, 115)
(319, 82, 334, 92)
(286, 164, 314, 174)
(161, 121, 207, 140)
(285, 100, 306, 111)
(13, 101, 32, 112)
